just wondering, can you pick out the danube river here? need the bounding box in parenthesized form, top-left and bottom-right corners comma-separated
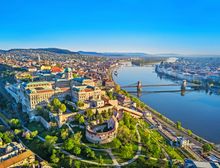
(113, 65, 220, 144)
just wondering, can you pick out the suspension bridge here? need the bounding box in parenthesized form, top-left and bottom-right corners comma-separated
(121, 80, 201, 96)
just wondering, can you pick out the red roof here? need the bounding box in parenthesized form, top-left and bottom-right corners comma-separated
(51, 66, 63, 73)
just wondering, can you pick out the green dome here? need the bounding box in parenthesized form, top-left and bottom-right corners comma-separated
(64, 67, 72, 72)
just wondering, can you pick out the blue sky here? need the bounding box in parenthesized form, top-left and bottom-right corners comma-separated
(0, 0, 220, 54)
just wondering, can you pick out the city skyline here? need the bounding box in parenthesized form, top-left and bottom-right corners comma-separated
(1, 0, 220, 54)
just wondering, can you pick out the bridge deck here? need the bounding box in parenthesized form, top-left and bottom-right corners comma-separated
(127, 89, 194, 94)
(121, 84, 200, 88)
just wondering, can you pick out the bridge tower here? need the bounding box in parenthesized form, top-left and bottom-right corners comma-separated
(137, 81, 142, 91)
(181, 80, 187, 90)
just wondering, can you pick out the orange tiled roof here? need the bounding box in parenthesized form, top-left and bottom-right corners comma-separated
(51, 66, 63, 73)
(0, 150, 34, 168)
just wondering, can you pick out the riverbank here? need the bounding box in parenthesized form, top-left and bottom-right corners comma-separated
(155, 64, 220, 95)
(112, 67, 220, 144)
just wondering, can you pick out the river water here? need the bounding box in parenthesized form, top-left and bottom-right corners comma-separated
(113, 65, 220, 144)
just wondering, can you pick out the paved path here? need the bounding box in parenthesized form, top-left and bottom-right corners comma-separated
(106, 149, 120, 167)
(29, 123, 143, 167)
(119, 123, 142, 166)
(65, 123, 74, 134)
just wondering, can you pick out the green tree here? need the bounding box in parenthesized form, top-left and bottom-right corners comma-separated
(59, 103, 67, 113)
(44, 135, 58, 152)
(99, 155, 104, 164)
(112, 138, 121, 148)
(72, 132, 82, 145)
(60, 156, 73, 168)
(187, 129, 192, 136)
(31, 130, 38, 138)
(63, 138, 74, 151)
(73, 160, 81, 168)
(9, 118, 21, 129)
(77, 101, 84, 107)
(72, 73, 79, 78)
(117, 125, 132, 144)
(61, 128, 69, 140)
(79, 116, 85, 124)
(121, 144, 134, 159)
(85, 148, 95, 159)
(52, 98, 61, 110)
(25, 132, 32, 140)
(202, 143, 212, 153)
(73, 146, 81, 155)
(50, 149, 60, 163)
(85, 109, 93, 120)
(2, 131, 14, 143)
(176, 121, 182, 130)
(14, 129, 22, 135)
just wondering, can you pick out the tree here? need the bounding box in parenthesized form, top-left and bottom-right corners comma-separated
(59, 103, 67, 113)
(99, 155, 104, 164)
(117, 125, 131, 144)
(187, 129, 192, 136)
(50, 149, 60, 163)
(2, 131, 14, 143)
(85, 148, 95, 159)
(61, 128, 69, 140)
(63, 138, 74, 151)
(176, 121, 182, 130)
(112, 138, 121, 148)
(14, 129, 22, 135)
(60, 156, 73, 168)
(72, 132, 82, 145)
(79, 116, 85, 124)
(121, 144, 134, 159)
(9, 118, 21, 129)
(30, 130, 38, 138)
(73, 146, 81, 155)
(73, 160, 81, 168)
(24, 132, 31, 140)
(73, 73, 79, 78)
(77, 101, 84, 107)
(44, 135, 58, 152)
(85, 109, 93, 120)
(52, 98, 61, 109)
(202, 143, 212, 153)
(75, 114, 81, 120)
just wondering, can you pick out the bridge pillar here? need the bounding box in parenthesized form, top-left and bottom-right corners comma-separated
(181, 80, 187, 90)
(137, 81, 142, 91)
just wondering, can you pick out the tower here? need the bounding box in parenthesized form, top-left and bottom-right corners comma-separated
(37, 54, 41, 64)
(137, 81, 142, 91)
(65, 68, 73, 80)
(181, 80, 187, 90)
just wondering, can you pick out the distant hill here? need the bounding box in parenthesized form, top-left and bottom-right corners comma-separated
(5, 48, 78, 55)
(35, 48, 78, 54)
(0, 48, 191, 58)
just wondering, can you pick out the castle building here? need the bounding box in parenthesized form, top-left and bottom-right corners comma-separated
(72, 77, 95, 87)
(71, 85, 101, 102)
(20, 81, 71, 112)
(86, 115, 118, 144)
